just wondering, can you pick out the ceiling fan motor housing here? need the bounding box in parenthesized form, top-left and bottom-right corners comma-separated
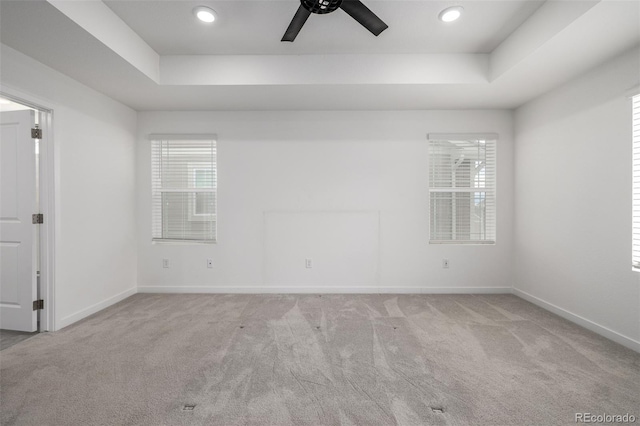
(301, 0, 343, 14)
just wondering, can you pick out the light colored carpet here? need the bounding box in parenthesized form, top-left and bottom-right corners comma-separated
(1, 294, 638, 425)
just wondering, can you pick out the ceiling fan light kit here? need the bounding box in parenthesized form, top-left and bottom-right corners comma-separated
(301, 0, 343, 14)
(282, 0, 388, 42)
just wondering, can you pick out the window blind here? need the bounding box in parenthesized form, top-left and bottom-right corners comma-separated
(428, 135, 496, 244)
(632, 95, 640, 268)
(151, 137, 217, 243)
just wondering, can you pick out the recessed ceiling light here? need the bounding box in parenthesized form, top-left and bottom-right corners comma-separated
(439, 6, 463, 23)
(193, 6, 216, 23)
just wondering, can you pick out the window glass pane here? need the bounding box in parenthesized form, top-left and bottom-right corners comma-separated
(151, 139, 217, 242)
(195, 192, 215, 216)
(429, 137, 496, 243)
(429, 140, 491, 189)
(195, 169, 212, 188)
(429, 191, 488, 241)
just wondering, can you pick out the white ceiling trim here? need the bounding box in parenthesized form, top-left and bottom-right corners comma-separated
(160, 54, 489, 86)
(490, 0, 599, 80)
(1, 0, 638, 110)
(46, 0, 160, 83)
(44, 0, 617, 89)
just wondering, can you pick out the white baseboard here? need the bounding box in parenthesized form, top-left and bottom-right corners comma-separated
(512, 288, 640, 353)
(56, 287, 137, 330)
(137, 285, 512, 294)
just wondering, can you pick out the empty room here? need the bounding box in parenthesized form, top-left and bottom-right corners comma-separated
(0, 0, 639, 425)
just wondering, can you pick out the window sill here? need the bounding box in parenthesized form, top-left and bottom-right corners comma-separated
(429, 240, 495, 245)
(152, 239, 216, 245)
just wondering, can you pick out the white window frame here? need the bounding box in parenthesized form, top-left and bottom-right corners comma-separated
(631, 93, 640, 269)
(150, 134, 217, 244)
(428, 133, 497, 245)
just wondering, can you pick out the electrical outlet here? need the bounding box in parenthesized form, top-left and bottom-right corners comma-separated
(207, 259, 213, 268)
(442, 259, 450, 269)
(305, 258, 312, 269)
(162, 258, 170, 268)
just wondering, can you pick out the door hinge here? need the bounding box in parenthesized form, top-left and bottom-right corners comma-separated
(31, 126, 42, 139)
(32, 213, 44, 224)
(33, 300, 44, 311)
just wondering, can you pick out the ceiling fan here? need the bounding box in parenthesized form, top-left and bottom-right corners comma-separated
(282, 0, 388, 42)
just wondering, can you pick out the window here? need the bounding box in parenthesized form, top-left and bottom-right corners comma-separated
(189, 165, 215, 220)
(428, 134, 496, 244)
(151, 135, 217, 243)
(632, 95, 640, 268)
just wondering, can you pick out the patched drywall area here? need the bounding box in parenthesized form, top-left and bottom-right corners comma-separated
(264, 211, 380, 287)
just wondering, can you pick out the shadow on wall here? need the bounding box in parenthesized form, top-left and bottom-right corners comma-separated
(516, 48, 640, 132)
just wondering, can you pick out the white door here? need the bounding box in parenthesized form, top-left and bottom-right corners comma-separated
(0, 110, 37, 332)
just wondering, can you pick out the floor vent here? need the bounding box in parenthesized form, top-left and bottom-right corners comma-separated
(431, 407, 445, 414)
(182, 404, 196, 411)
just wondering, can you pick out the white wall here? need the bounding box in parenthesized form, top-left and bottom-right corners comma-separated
(137, 110, 514, 293)
(514, 47, 640, 348)
(1, 45, 138, 329)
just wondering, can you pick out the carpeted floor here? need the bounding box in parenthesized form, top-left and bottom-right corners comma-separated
(0, 294, 638, 426)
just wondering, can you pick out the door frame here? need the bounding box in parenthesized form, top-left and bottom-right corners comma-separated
(1, 88, 55, 332)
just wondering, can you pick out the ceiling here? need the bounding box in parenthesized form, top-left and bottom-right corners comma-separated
(0, 0, 638, 111)
(103, 1, 545, 55)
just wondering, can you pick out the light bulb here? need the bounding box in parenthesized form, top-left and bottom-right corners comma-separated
(194, 6, 216, 23)
(439, 6, 463, 23)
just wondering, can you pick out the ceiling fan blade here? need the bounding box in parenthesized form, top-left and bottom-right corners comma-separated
(339, 0, 388, 36)
(282, 5, 312, 42)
